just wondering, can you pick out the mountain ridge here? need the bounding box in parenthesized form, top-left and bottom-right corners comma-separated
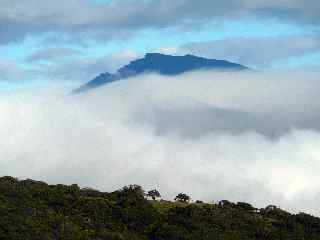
(73, 53, 248, 93)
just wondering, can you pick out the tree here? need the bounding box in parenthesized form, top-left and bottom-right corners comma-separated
(118, 184, 146, 201)
(236, 202, 255, 211)
(146, 189, 161, 200)
(174, 193, 190, 203)
(218, 200, 235, 208)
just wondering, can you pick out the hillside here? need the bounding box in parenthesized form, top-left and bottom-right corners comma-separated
(1, 176, 319, 239)
(73, 53, 248, 93)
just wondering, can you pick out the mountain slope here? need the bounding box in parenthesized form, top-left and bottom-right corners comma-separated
(1, 176, 320, 240)
(73, 53, 248, 93)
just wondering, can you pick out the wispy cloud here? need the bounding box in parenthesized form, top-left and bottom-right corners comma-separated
(22, 49, 139, 84)
(180, 35, 320, 68)
(26, 47, 83, 62)
(0, 58, 35, 82)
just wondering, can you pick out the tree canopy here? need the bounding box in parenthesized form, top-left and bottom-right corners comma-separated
(1, 176, 320, 240)
(174, 193, 191, 203)
(146, 189, 161, 200)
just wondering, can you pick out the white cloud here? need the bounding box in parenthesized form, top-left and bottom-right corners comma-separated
(1, 70, 320, 215)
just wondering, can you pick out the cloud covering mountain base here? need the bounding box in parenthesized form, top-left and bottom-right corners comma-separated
(1, 70, 320, 215)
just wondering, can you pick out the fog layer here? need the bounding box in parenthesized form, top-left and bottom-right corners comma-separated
(1, 70, 320, 215)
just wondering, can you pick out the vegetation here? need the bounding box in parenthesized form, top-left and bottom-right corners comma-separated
(147, 189, 161, 201)
(1, 176, 320, 239)
(174, 193, 191, 203)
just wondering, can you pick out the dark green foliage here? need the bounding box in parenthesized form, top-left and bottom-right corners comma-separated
(236, 202, 256, 211)
(146, 189, 161, 200)
(1, 176, 320, 240)
(174, 193, 191, 203)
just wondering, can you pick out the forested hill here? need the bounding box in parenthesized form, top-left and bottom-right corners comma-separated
(1, 176, 320, 240)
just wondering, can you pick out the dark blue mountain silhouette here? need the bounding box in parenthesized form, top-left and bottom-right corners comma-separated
(73, 53, 248, 93)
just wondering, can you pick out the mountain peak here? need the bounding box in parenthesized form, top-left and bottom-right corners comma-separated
(73, 53, 248, 93)
(145, 52, 165, 58)
(144, 53, 202, 60)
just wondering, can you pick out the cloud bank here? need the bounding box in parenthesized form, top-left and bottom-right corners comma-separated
(1, 70, 320, 215)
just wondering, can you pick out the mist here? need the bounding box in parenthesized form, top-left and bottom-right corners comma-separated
(1, 69, 320, 215)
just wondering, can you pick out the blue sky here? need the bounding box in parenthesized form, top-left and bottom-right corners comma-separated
(0, 0, 319, 90)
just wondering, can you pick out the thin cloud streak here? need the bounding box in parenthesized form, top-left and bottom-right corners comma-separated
(180, 36, 320, 68)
